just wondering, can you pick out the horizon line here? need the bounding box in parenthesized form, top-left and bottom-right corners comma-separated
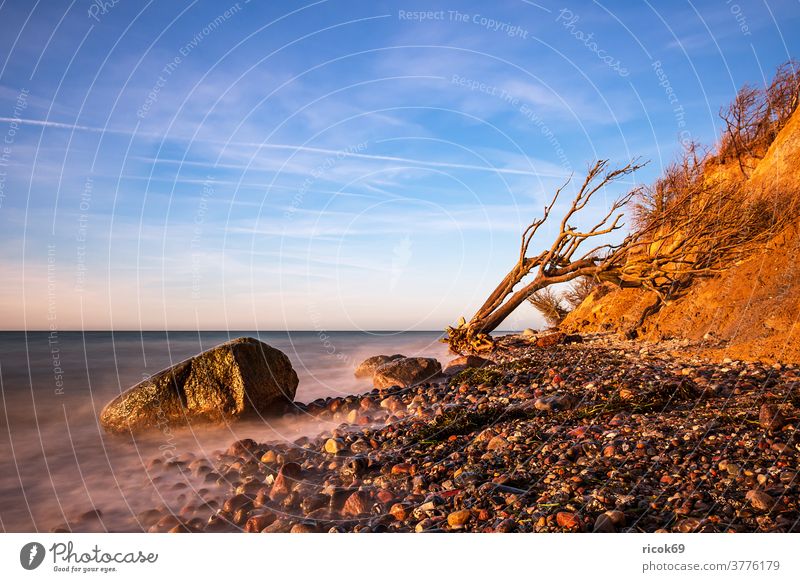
(0, 328, 527, 333)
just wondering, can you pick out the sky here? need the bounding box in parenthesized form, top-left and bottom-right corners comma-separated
(0, 0, 798, 331)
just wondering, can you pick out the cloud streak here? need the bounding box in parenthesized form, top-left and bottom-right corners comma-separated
(1, 116, 568, 178)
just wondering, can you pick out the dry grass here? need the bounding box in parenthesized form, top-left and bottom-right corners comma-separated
(718, 59, 799, 177)
(527, 287, 570, 327)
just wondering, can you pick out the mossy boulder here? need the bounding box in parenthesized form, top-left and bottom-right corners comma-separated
(100, 337, 298, 433)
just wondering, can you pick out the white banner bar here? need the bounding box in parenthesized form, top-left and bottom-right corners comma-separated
(1, 533, 797, 581)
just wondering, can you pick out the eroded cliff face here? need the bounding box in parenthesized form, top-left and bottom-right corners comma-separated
(562, 108, 800, 363)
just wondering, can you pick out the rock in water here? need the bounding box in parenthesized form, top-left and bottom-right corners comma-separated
(100, 337, 298, 433)
(372, 357, 442, 388)
(354, 354, 405, 379)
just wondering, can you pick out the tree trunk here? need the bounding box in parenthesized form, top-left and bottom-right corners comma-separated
(443, 160, 646, 354)
(468, 258, 606, 335)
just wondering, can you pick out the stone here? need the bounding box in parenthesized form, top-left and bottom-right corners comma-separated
(354, 354, 405, 379)
(486, 435, 509, 451)
(604, 510, 625, 527)
(342, 491, 371, 517)
(521, 328, 537, 337)
(244, 512, 275, 532)
(270, 462, 303, 500)
(593, 514, 615, 532)
(556, 511, 580, 529)
(100, 337, 298, 433)
(535, 332, 566, 348)
(78, 509, 103, 521)
(391, 462, 413, 475)
(137, 509, 162, 527)
(674, 518, 702, 533)
(376, 490, 394, 504)
(227, 438, 259, 457)
(494, 518, 516, 532)
(324, 438, 346, 454)
(262, 519, 289, 533)
(328, 488, 355, 512)
(151, 515, 182, 533)
(373, 357, 442, 388)
(295, 491, 324, 513)
(223, 493, 253, 513)
(759, 403, 786, 431)
(389, 503, 410, 521)
(745, 490, 775, 512)
(380, 396, 405, 413)
(618, 388, 634, 400)
(349, 439, 372, 454)
(340, 457, 367, 482)
(447, 509, 472, 528)
(443, 355, 496, 375)
(534, 393, 576, 412)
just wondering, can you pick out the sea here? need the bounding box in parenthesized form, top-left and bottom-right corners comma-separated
(0, 330, 451, 532)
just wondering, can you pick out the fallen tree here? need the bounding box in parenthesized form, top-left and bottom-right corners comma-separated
(444, 159, 645, 353)
(444, 60, 800, 354)
(445, 153, 798, 354)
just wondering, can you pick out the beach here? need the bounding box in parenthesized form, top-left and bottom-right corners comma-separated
(4, 331, 797, 533)
(0, 331, 449, 532)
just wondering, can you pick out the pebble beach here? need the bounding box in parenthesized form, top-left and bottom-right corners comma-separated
(62, 332, 800, 533)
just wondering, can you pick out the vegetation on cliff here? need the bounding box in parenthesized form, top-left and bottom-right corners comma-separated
(446, 59, 800, 360)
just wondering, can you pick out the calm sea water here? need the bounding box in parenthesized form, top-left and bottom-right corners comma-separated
(0, 331, 450, 532)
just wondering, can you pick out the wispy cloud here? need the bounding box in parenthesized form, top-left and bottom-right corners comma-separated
(2, 116, 568, 178)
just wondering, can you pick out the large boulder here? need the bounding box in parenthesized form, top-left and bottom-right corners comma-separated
(354, 354, 405, 379)
(100, 337, 298, 433)
(372, 357, 442, 388)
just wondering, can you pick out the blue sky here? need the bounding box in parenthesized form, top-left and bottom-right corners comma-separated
(0, 0, 798, 331)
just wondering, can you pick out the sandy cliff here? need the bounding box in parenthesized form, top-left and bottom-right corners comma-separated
(562, 107, 800, 363)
